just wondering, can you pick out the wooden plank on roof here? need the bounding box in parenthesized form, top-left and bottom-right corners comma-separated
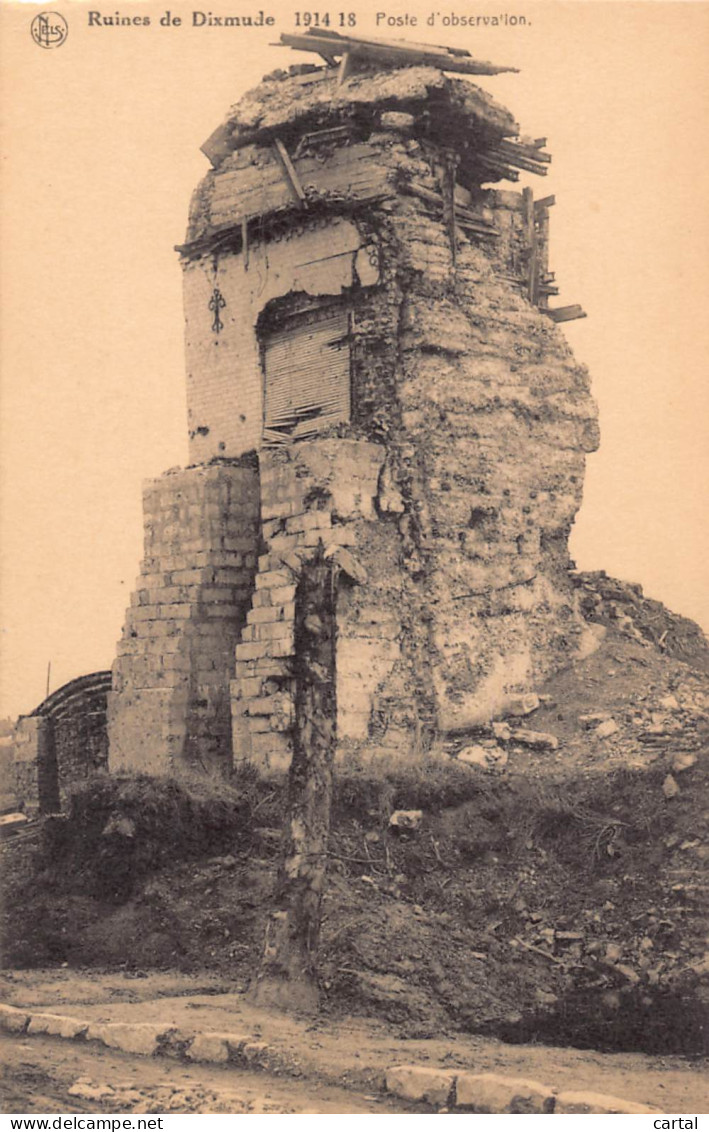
(294, 125, 354, 157)
(497, 139, 552, 165)
(546, 304, 587, 323)
(403, 181, 499, 237)
(477, 154, 520, 182)
(488, 145, 549, 176)
(279, 30, 518, 75)
(286, 68, 333, 87)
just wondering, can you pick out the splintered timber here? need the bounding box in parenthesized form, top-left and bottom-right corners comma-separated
(87, 10, 276, 25)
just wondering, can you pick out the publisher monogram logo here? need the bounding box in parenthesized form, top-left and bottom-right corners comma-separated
(31, 12, 68, 49)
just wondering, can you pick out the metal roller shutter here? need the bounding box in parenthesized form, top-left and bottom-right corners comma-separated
(263, 308, 350, 445)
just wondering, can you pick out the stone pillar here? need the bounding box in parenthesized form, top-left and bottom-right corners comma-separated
(108, 461, 260, 776)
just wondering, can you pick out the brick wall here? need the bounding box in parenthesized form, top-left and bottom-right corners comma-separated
(182, 218, 376, 463)
(108, 462, 260, 776)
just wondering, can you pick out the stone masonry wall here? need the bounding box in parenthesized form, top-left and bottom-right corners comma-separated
(108, 462, 259, 776)
(12, 716, 57, 814)
(12, 672, 111, 813)
(370, 183, 599, 729)
(174, 70, 602, 771)
(231, 438, 407, 773)
(51, 673, 111, 807)
(220, 122, 598, 764)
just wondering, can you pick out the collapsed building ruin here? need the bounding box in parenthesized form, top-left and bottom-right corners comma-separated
(105, 31, 599, 779)
(105, 32, 598, 781)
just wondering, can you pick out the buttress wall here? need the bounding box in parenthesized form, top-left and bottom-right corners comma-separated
(107, 463, 259, 775)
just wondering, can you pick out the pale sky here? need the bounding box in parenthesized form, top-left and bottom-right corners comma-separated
(1, 1, 708, 719)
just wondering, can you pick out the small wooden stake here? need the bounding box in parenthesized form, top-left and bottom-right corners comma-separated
(273, 137, 306, 206)
(337, 50, 353, 85)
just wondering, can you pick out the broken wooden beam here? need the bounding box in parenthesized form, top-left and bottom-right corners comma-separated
(294, 125, 355, 158)
(476, 154, 520, 182)
(403, 181, 499, 236)
(535, 195, 556, 213)
(498, 139, 552, 164)
(279, 30, 519, 76)
(488, 145, 549, 176)
(547, 305, 587, 323)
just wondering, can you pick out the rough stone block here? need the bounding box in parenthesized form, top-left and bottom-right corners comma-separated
(238, 1041, 271, 1067)
(247, 716, 271, 733)
(455, 1073, 555, 1113)
(555, 1091, 658, 1115)
(337, 709, 370, 740)
(87, 1021, 176, 1056)
(595, 718, 619, 739)
(186, 1031, 249, 1063)
(255, 570, 291, 590)
(503, 693, 540, 717)
(302, 528, 329, 547)
(286, 510, 332, 534)
(269, 639, 294, 658)
(0, 1004, 30, 1033)
(389, 810, 423, 831)
(27, 1013, 90, 1039)
(268, 585, 296, 605)
(261, 499, 295, 521)
(235, 642, 265, 662)
(457, 745, 508, 770)
(386, 1065, 456, 1105)
(322, 525, 357, 547)
(266, 533, 301, 554)
(510, 729, 559, 751)
(254, 621, 293, 644)
(248, 694, 289, 716)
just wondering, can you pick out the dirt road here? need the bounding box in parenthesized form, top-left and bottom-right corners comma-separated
(1, 970, 707, 1114)
(0, 1033, 407, 1115)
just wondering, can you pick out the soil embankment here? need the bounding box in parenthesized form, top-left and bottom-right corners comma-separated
(2, 578, 708, 1058)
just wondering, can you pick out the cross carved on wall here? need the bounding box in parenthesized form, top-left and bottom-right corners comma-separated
(209, 287, 226, 334)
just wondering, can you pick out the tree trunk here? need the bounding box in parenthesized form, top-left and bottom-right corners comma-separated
(248, 552, 337, 1012)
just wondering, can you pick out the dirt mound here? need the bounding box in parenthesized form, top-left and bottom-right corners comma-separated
(2, 596, 708, 1056)
(573, 570, 709, 672)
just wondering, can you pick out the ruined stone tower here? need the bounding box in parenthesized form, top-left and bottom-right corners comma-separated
(107, 32, 599, 777)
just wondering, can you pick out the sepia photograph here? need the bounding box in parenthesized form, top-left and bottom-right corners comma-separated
(0, 0, 707, 1118)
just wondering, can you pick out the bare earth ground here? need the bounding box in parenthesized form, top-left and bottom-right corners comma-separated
(0, 969, 707, 1114)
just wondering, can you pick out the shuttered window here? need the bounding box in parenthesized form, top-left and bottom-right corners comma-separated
(262, 307, 350, 446)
